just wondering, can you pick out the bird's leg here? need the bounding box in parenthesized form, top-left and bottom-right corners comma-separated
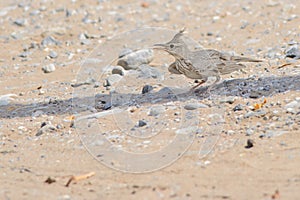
(189, 80, 206, 94)
(206, 75, 221, 94)
(192, 80, 206, 90)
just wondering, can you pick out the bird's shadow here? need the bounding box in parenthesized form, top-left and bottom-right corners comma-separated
(1, 75, 299, 119)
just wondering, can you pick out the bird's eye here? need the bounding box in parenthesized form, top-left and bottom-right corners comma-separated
(170, 44, 174, 48)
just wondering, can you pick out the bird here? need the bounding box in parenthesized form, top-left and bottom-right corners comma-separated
(154, 28, 262, 90)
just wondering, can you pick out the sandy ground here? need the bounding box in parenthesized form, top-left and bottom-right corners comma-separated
(1, 0, 300, 199)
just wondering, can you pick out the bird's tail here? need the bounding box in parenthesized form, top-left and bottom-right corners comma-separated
(217, 62, 246, 75)
(229, 55, 262, 62)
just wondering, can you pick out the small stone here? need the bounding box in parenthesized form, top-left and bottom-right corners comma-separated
(285, 100, 299, 114)
(137, 120, 147, 127)
(80, 39, 91, 45)
(0, 94, 17, 106)
(36, 124, 56, 136)
(45, 177, 56, 184)
(111, 66, 125, 76)
(41, 36, 61, 46)
(142, 85, 153, 94)
(138, 64, 163, 79)
(103, 102, 112, 110)
(42, 64, 56, 73)
(286, 107, 296, 114)
(245, 139, 254, 149)
(14, 18, 27, 26)
(226, 130, 235, 135)
(249, 91, 261, 99)
(207, 32, 213, 36)
(233, 104, 243, 111)
(49, 51, 58, 58)
(117, 49, 153, 70)
(94, 82, 101, 88)
(244, 110, 267, 118)
(175, 126, 201, 134)
(19, 51, 31, 58)
(71, 78, 95, 87)
(56, 124, 64, 129)
(245, 128, 254, 136)
(32, 110, 44, 117)
(148, 105, 165, 116)
(285, 45, 300, 59)
(30, 10, 40, 16)
(79, 33, 87, 40)
(184, 103, 208, 110)
(104, 74, 122, 87)
(38, 89, 45, 95)
(219, 97, 236, 104)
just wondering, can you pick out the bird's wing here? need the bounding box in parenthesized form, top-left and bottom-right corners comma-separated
(216, 62, 245, 75)
(190, 49, 260, 74)
(202, 49, 262, 62)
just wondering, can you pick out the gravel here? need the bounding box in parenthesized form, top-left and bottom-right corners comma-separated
(36, 123, 57, 136)
(285, 45, 300, 59)
(111, 66, 125, 76)
(148, 105, 165, 116)
(42, 64, 56, 73)
(184, 102, 208, 110)
(104, 74, 123, 87)
(41, 36, 61, 46)
(142, 85, 154, 94)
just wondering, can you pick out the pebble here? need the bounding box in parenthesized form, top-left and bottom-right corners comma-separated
(117, 49, 153, 70)
(19, 51, 31, 58)
(249, 91, 261, 99)
(0, 94, 17, 106)
(233, 104, 243, 111)
(285, 100, 299, 114)
(219, 96, 236, 104)
(285, 45, 300, 59)
(226, 130, 235, 135)
(48, 51, 58, 59)
(36, 123, 56, 136)
(103, 101, 112, 110)
(245, 139, 254, 149)
(80, 39, 91, 45)
(142, 85, 153, 94)
(148, 105, 165, 116)
(104, 74, 122, 87)
(175, 126, 201, 134)
(245, 128, 254, 136)
(111, 66, 125, 76)
(137, 120, 147, 127)
(31, 110, 44, 117)
(41, 36, 61, 46)
(138, 64, 163, 79)
(71, 78, 95, 87)
(184, 102, 208, 110)
(244, 110, 267, 118)
(14, 18, 27, 26)
(42, 64, 56, 73)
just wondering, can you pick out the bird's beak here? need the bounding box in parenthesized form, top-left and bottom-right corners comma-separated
(153, 43, 167, 49)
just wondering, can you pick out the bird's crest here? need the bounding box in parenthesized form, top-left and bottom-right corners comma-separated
(172, 27, 186, 41)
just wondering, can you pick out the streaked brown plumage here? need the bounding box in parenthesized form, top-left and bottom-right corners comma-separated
(154, 29, 262, 90)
